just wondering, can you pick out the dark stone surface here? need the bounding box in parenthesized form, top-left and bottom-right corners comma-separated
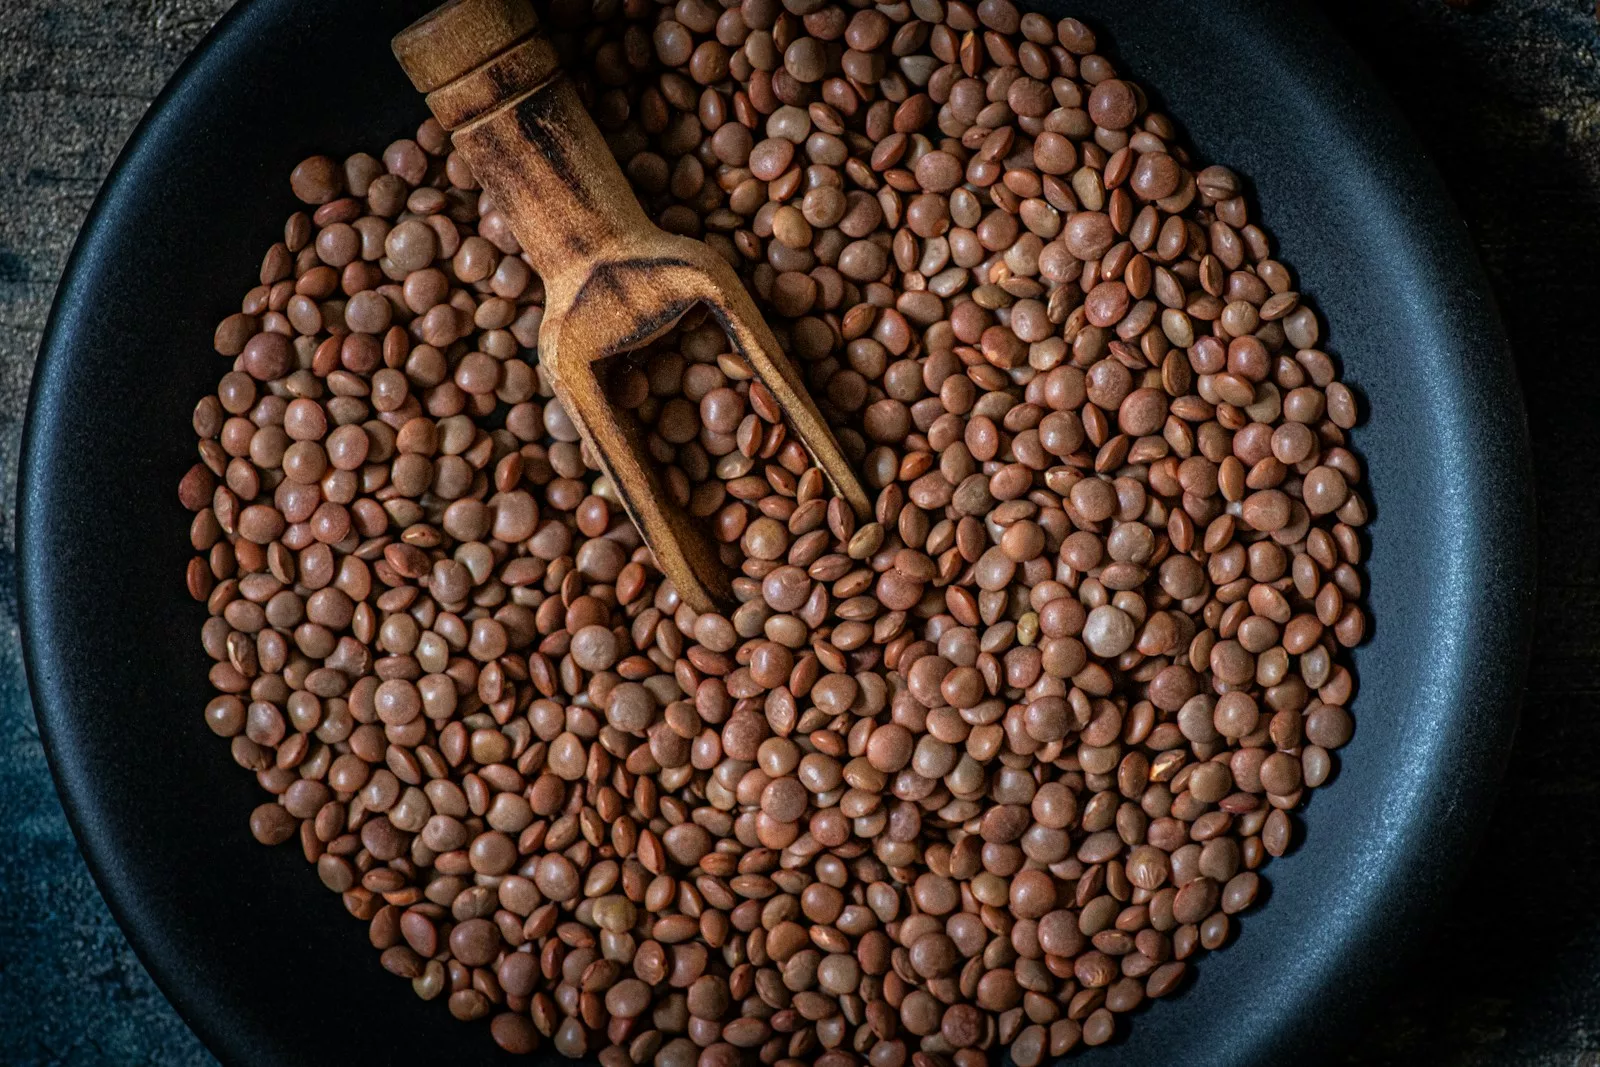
(0, 1, 1592, 1065)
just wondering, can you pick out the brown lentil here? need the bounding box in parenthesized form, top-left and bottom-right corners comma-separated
(188, 6, 1368, 1062)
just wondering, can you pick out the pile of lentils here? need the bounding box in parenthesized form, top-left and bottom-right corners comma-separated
(179, 0, 1368, 1062)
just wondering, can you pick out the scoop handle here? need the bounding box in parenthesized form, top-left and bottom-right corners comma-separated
(392, 0, 655, 287)
(394, 0, 872, 615)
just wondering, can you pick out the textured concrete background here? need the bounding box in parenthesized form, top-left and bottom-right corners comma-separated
(2, 0, 1598, 1064)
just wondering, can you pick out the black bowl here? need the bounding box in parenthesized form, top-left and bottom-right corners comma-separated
(19, 0, 1534, 1064)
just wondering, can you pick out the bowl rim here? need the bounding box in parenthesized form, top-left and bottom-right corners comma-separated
(18, 0, 1537, 1064)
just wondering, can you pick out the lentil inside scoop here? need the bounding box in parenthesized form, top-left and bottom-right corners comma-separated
(182, 2, 1368, 1063)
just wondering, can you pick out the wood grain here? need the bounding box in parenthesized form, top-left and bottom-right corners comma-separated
(393, 0, 870, 613)
(0, 4, 234, 1059)
(3, 2, 1600, 1065)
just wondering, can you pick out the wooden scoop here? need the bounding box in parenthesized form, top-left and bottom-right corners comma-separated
(392, 0, 870, 614)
